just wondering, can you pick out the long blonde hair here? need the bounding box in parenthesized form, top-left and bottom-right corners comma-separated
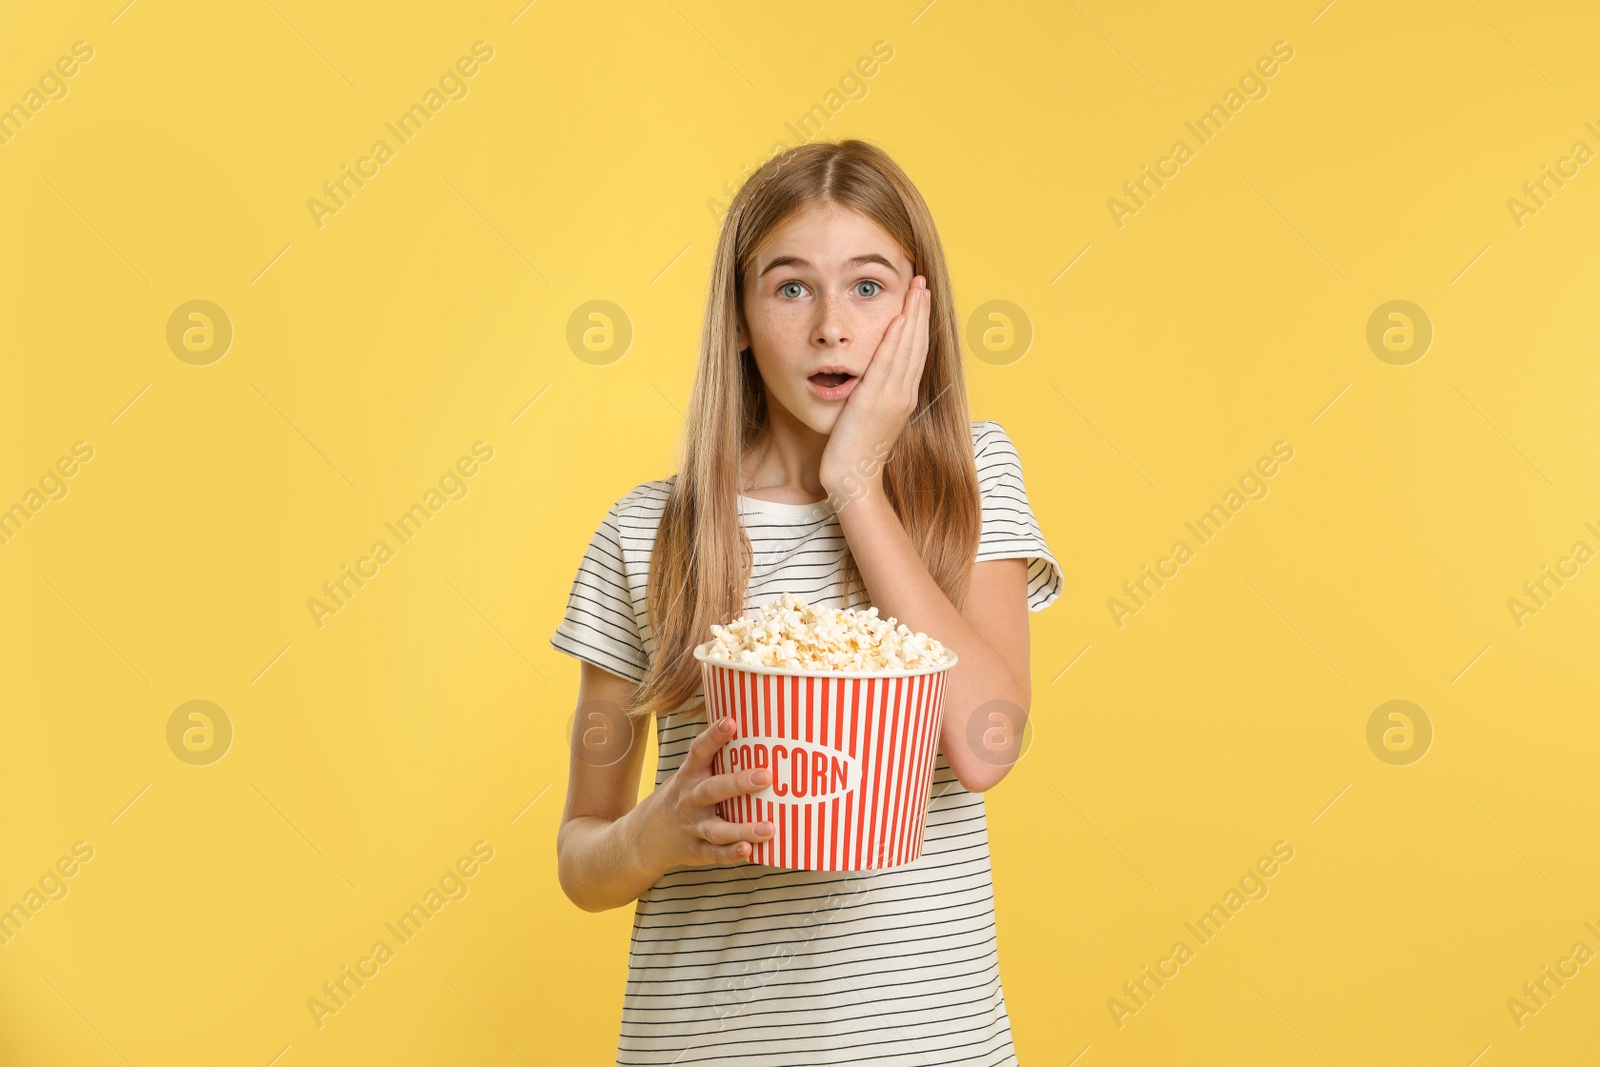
(632, 138, 982, 721)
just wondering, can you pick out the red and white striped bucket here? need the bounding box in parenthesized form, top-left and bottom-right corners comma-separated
(694, 642, 958, 872)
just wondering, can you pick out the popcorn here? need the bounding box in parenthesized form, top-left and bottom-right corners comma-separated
(706, 593, 951, 672)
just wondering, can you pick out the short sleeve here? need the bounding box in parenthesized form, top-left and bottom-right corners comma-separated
(549, 497, 650, 684)
(973, 420, 1065, 613)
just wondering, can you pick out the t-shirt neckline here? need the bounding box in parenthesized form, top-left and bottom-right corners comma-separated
(737, 493, 836, 519)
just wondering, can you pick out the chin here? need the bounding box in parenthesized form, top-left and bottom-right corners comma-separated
(801, 409, 839, 436)
(774, 393, 837, 436)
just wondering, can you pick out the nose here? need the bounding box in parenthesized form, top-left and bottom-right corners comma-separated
(814, 288, 851, 347)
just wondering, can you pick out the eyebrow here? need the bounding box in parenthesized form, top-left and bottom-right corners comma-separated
(755, 253, 904, 280)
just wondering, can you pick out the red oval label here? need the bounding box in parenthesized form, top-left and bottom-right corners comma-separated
(723, 737, 859, 803)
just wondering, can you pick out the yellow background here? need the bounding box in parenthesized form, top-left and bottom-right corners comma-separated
(3, 1, 1598, 1063)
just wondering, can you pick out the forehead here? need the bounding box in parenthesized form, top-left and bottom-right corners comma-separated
(753, 204, 911, 276)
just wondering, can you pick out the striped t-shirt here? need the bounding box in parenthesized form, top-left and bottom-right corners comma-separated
(551, 419, 1063, 1066)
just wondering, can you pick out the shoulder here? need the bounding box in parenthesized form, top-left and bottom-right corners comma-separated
(970, 418, 1016, 455)
(613, 476, 673, 515)
(606, 477, 674, 542)
(970, 419, 1023, 478)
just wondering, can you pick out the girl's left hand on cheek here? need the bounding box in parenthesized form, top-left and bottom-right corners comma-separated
(820, 275, 931, 499)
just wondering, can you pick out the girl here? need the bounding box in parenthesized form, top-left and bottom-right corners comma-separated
(552, 139, 1063, 1066)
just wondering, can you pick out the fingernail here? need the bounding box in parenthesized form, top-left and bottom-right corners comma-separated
(752, 770, 770, 785)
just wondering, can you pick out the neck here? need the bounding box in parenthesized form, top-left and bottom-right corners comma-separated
(742, 391, 829, 503)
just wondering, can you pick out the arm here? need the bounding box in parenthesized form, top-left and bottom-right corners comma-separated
(829, 495, 1032, 793)
(818, 273, 1033, 793)
(554, 661, 661, 912)
(555, 660, 776, 912)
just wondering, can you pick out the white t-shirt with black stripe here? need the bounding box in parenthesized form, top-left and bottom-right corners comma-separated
(551, 419, 1063, 1066)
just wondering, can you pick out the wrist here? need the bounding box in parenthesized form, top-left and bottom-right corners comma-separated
(822, 439, 894, 500)
(619, 793, 670, 880)
(824, 470, 886, 513)
(818, 463, 849, 496)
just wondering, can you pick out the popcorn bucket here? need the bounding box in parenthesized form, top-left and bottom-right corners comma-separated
(693, 642, 958, 872)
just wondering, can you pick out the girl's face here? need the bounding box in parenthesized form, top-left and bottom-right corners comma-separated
(736, 203, 916, 435)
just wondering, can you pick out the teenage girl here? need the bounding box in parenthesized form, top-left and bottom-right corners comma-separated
(552, 138, 1063, 1066)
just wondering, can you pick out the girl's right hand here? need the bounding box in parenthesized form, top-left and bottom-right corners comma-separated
(634, 714, 776, 869)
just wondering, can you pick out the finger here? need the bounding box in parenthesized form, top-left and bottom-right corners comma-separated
(883, 311, 905, 385)
(886, 283, 921, 393)
(698, 816, 776, 846)
(900, 274, 921, 318)
(852, 317, 900, 408)
(890, 285, 919, 390)
(870, 311, 907, 381)
(683, 713, 737, 776)
(690, 766, 772, 808)
(698, 839, 753, 866)
(909, 282, 931, 390)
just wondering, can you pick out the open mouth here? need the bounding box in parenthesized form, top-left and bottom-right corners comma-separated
(808, 372, 855, 388)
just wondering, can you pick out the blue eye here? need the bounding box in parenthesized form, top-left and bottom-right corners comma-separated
(775, 279, 886, 300)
